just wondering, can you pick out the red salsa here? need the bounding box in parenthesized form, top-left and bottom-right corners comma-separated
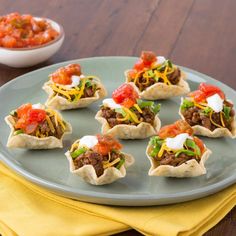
(112, 83, 139, 108)
(189, 83, 225, 103)
(93, 134, 122, 155)
(50, 64, 82, 85)
(14, 103, 46, 134)
(0, 12, 59, 48)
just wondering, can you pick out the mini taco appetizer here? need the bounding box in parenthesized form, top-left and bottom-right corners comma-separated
(5, 103, 72, 149)
(125, 51, 190, 100)
(43, 63, 107, 110)
(95, 83, 161, 139)
(146, 120, 212, 177)
(65, 134, 134, 185)
(179, 83, 236, 138)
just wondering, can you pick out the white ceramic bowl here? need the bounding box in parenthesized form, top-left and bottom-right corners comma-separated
(0, 17, 64, 68)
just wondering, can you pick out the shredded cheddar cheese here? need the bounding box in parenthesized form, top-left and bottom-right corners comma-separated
(123, 107, 141, 124)
(103, 157, 121, 169)
(209, 111, 224, 128)
(75, 78, 86, 100)
(50, 84, 72, 100)
(46, 115, 55, 133)
(133, 104, 143, 113)
(220, 112, 225, 127)
(193, 102, 207, 110)
(50, 76, 96, 102)
(157, 143, 173, 158)
(46, 109, 66, 130)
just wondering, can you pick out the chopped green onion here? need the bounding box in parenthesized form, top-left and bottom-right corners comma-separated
(152, 103, 161, 114)
(167, 60, 173, 68)
(181, 99, 194, 110)
(154, 75, 159, 82)
(85, 80, 92, 87)
(223, 106, 231, 120)
(149, 136, 163, 148)
(116, 157, 125, 169)
(185, 139, 201, 156)
(147, 70, 154, 77)
(175, 149, 196, 157)
(136, 99, 161, 114)
(13, 129, 23, 135)
(149, 136, 164, 157)
(150, 147, 160, 157)
(185, 139, 196, 149)
(137, 99, 153, 108)
(202, 106, 213, 115)
(71, 147, 87, 159)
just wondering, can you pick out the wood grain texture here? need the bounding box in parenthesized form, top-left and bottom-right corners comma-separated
(0, 0, 235, 235)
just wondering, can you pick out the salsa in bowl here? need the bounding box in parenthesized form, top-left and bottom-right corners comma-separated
(0, 12, 64, 67)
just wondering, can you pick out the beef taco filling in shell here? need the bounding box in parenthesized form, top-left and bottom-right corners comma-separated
(100, 103, 159, 128)
(71, 148, 125, 177)
(10, 104, 67, 139)
(148, 135, 204, 167)
(146, 120, 212, 177)
(180, 83, 235, 132)
(126, 51, 182, 92)
(49, 76, 100, 102)
(181, 100, 234, 131)
(129, 65, 181, 92)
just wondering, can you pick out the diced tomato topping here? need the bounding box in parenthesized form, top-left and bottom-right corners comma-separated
(128, 69, 136, 79)
(14, 118, 27, 130)
(17, 103, 32, 119)
(193, 136, 205, 153)
(14, 103, 46, 134)
(199, 83, 225, 99)
(0, 12, 59, 48)
(158, 120, 193, 139)
(51, 72, 71, 85)
(133, 59, 145, 71)
(112, 83, 139, 108)
(64, 64, 81, 77)
(51, 63, 82, 85)
(93, 134, 122, 155)
(141, 51, 157, 66)
(27, 109, 46, 123)
(175, 120, 193, 136)
(189, 83, 225, 102)
(133, 51, 157, 71)
(158, 124, 179, 139)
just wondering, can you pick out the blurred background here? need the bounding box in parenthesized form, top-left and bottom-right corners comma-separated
(0, 0, 235, 89)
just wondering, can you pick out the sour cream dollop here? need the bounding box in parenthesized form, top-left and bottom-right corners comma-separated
(63, 74, 85, 88)
(103, 98, 122, 109)
(206, 93, 224, 113)
(166, 133, 192, 150)
(32, 103, 43, 109)
(79, 135, 98, 149)
(157, 56, 166, 65)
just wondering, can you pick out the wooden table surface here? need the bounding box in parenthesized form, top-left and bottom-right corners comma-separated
(0, 0, 235, 235)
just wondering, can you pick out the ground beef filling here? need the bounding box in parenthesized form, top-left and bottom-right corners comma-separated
(100, 106, 155, 128)
(74, 150, 124, 177)
(182, 101, 235, 131)
(54, 83, 98, 100)
(134, 67, 181, 91)
(157, 150, 200, 167)
(12, 112, 65, 139)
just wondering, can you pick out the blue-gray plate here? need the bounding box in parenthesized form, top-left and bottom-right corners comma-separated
(0, 57, 235, 206)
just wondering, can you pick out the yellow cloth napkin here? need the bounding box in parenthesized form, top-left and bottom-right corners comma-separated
(0, 161, 235, 236)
